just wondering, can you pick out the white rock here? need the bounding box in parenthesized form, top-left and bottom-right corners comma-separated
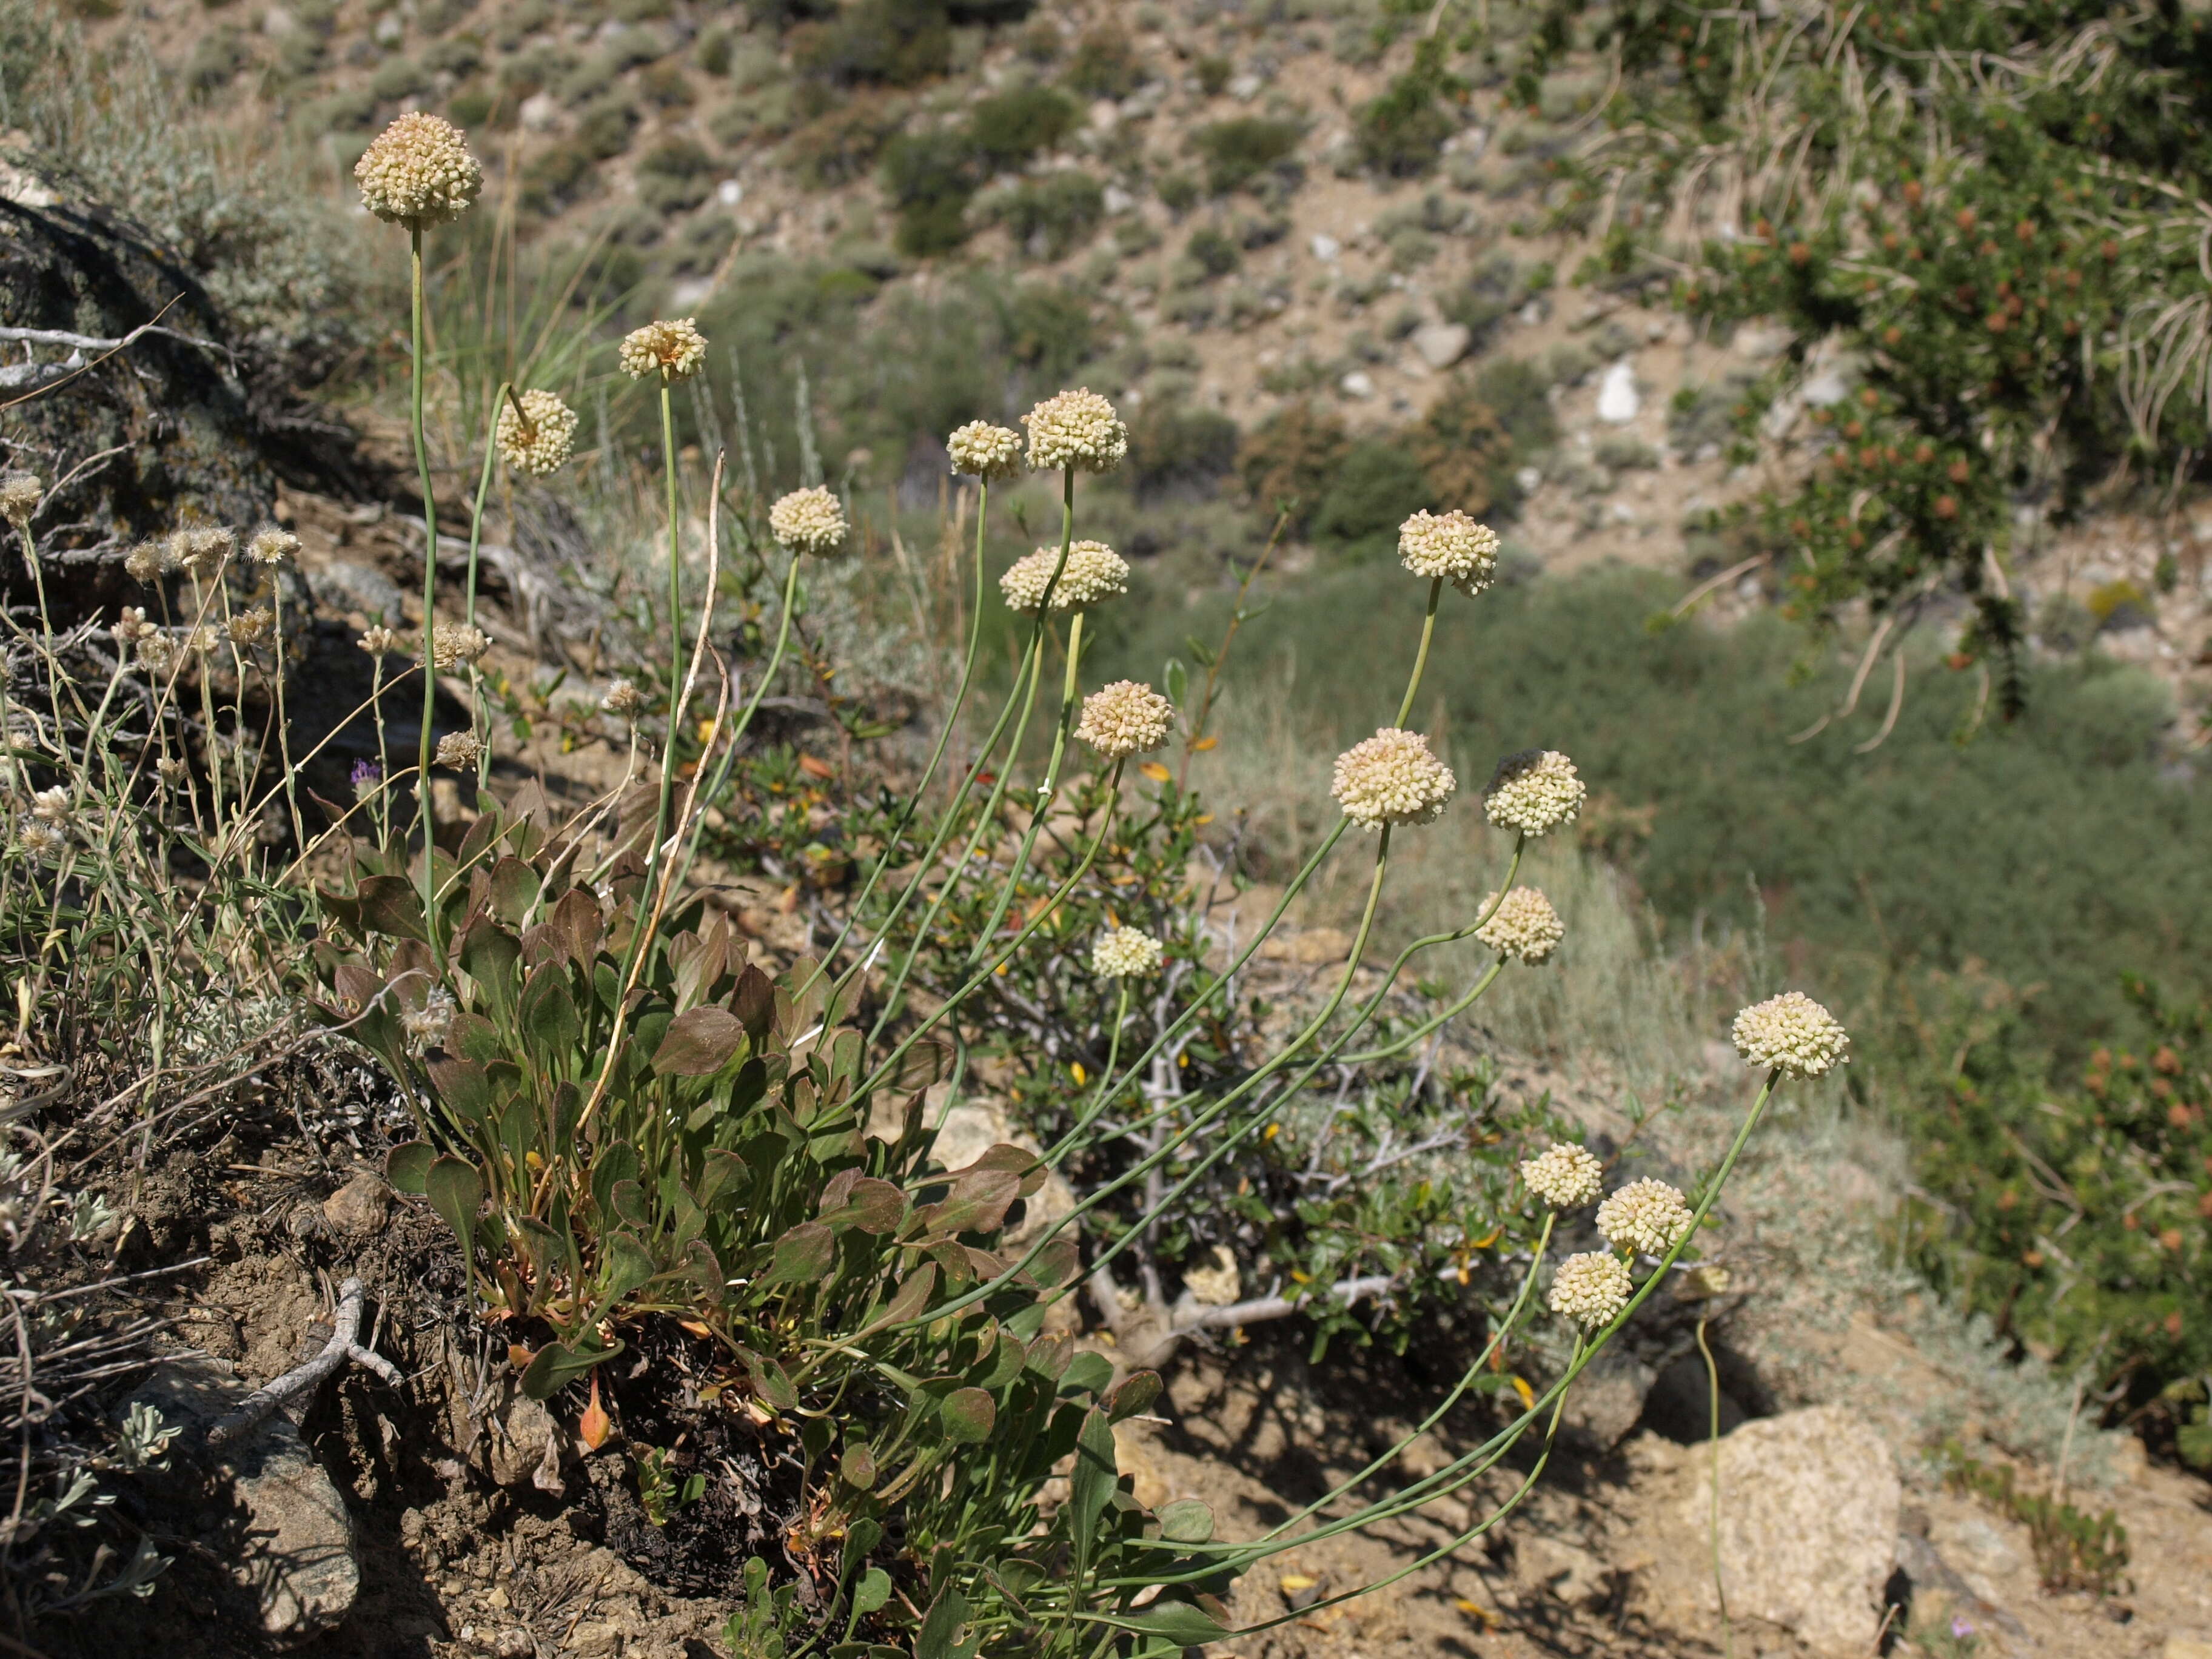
(1597, 361, 1641, 423)
(1227, 72, 1264, 100)
(1518, 298, 1547, 327)
(717, 178, 744, 206)
(261, 6, 295, 36)
(519, 92, 560, 133)
(1182, 1244, 1241, 1305)
(373, 12, 403, 45)
(1410, 321, 1472, 369)
(1733, 323, 1792, 359)
(1310, 232, 1341, 261)
(1515, 466, 1543, 494)
(1338, 369, 1376, 399)
(1088, 98, 1120, 132)
(1801, 369, 1850, 407)
(1102, 184, 1134, 214)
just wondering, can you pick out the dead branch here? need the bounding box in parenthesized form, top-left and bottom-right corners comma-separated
(203, 1277, 398, 1449)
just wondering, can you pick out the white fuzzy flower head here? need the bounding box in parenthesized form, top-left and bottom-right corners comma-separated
(431, 624, 491, 670)
(1520, 1142, 1603, 1209)
(246, 525, 298, 566)
(1022, 387, 1128, 474)
(999, 541, 1129, 614)
(1731, 991, 1851, 1078)
(947, 420, 1024, 481)
(227, 606, 273, 646)
(1483, 748, 1586, 837)
(355, 111, 483, 227)
(0, 473, 41, 529)
(495, 390, 579, 477)
(1331, 727, 1456, 830)
(135, 633, 175, 674)
(601, 677, 646, 720)
(1476, 886, 1564, 964)
(403, 987, 458, 1050)
(1091, 926, 1164, 980)
(110, 606, 155, 646)
(358, 625, 398, 656)
(29, 787, 71, 827)
(123, 541, 164, 583)
(184, 625, 220, 657)
(15, 818, 67, 865)
(1398, 509, 1500, 597)
(169, 526, 233, 581)
(434, 730, 483, 771)
(1549, 1250, 1632, 1331)
(156, 757, 186, 786)
(1076, 680, 1174, 762)
(768, 486, 848, 557)
(618, 318, 708, 381)
(1597, 1178, 1694, 1258)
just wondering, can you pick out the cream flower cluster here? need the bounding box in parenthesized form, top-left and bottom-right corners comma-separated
(1483, 748, 1586, 837)
(246, 525, 298, 565)
(124, 541, 163, 583)
(1597, 1178, 1694, 1258)
(1, 473, 42, 528)
(618, 318, 709, 381)
(1022, 388, 1128, 473)
(431, 625, 491, 670)
(947, 420, 1024, 481)
(434, 731, 483, 771)
(169, 526, 233, 580)
(1091, 926, 1164, 979)
(999, 541, 1128, 613)
(1731, 991, 1851, 1078)
(1475, 886, 1564, 964)
(768, 486, 848, 556)
(1330, 728, 1455, 830)
(1398, 509, 1500, 597)
(354, 112, 482, 227)
(1075, 680, 1174, 761)
(601, 678, 646, 719)
(1549, 1251, 1632, 1330)
(496, 390, 579, 477)
(1520, 1142, 1603, 1209)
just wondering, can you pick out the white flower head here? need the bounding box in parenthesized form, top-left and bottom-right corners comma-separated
(1474, 886, 1564, 964)
(1596, 1178, 1694, 1258)
(434, 730, 484, 771)
(1076, 680, 1174, 762)
(1731, 991, 1850, 1078)
(768, 486, 848, 557)
(1549, 1250, 1632, 1331)
(1091, 926, 1165, 980)
(1520, 1142, 1603, 1209)
(1022, 387, 1128, 473)
(947, 420, 1024, 481)
(495, 389, 579, 477)
(1000, 541, 1129, 613)
(1483, 748, 1586, 837)
(1398, 509, 1500, 597)
(0, 473, 43, 529)
(246, 525, 299, 566)
(618, 318, 708, 381)
(601, 678, 646, 719)
(15, 818, 67, 864)
(431, 625, 491, 670)
(403, 987, 459, 1050)
(355, 111, 483, 227)
(1331, 728, 1455, 830)
(28, 787, 71, 827)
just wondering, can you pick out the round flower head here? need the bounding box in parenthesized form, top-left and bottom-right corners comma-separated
(1731, 991, 1850, 1078)
(1597, 1178, 1694, 1258)
(169, 526, 233, 581)
(947, 420, 1024, 481)
(29, 787, 72, 827)
(354, 112, 483, 227)
(434, 730, 483, 770)
(1091, 926, 1164, 980)
(1483, 748, 1586, 837)
(135, 633, 175, 674)
(618, 318, 708, 381)
(999, 541, 1129, 614)
(768, 486, 848, 557)
(431, 624, 491, 670)
(1076, 680, 1173, 762)
(246, 525, 298, 566)
(16, 819, 67, 865)
(1549, 1251, 1632, 1331)
(184, 625, 220, 657)
(1475, 886, 1564, 964)
(1398, 509, 1500, 598)
(123, 540, 164, 583)
(495, 389, 579, 477)
(110, 606, 155, 646)
(601, 677, 646, 719)
(1331, 727, 1456, 830)
(0, 473, 42, 528)
(227, 606, 274, 646)
(1022, 387, 1128, 474)
(358, 625, 397, 656)
(1520, 1142, 1603, 1210)
(350, 759, 383, 802)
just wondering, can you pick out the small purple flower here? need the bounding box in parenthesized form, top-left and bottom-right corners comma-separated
(1951, 1615, 1976, 1640)
(350, 759, 383, 801)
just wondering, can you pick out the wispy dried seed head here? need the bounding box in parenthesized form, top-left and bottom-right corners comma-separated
(1597, 1179, 1694, 1258)
(1076, 680, 1175, 762)
(434, 731, 483, 771)
(246, 525, 299, 566)
(402, 987, 458, 1050)
(999, 541, 1129, 613)
(1520, 1142, 1603, 1209)
(227, 606, 274, 646)
(768, 486, 848, 557)
(1398, 509, 1500, 597)
(1731, 991, 1850, 1078)
(156, 757, 187, 785)
(15, 818, 67, 864)
(184, 625, 221, 656)
(1475, 886, 1564, 964)
(947, 420, 1024, 481)
(358, 625, 398, 656)
(0, 473, 42, 529)
(1331, 728, 1456, 830)
(618, 318, 708, 381)
(135, 634, 175, 674)
(123, 541, 164, 583)
(110, 606, 155, 646)
(601, 679, 647, 720)
(431, 625, 491, 669)
(169, 526, 234, 581)
(1549, 1251, 1632, 1330)
(1022, 387, 1128, 473)
(354, 112, 483, 227)
(29, 787, 72, 826)
(495, 389, 579, 477)
(1091, 926, 1165, 980)
(1483, 748, 1586, 837)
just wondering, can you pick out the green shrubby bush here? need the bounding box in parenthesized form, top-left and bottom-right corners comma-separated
(1191, 116, 1303, 195)
(968, 83, 1079, 170)
(992, 171, 1106, 261)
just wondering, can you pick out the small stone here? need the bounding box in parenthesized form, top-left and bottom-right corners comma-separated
(2165, 1637, 2212, 1659)
(1182, 1245, 1241, 1307)
(1227, 72, 1263, 99)
(1102, 183, 1134, 214)
(1515, 465, 1543, 493)
(310, 560, 406, 622)
(568, 1620, 622, 1655)
(519, 92, 560, 132)
(1800, 369, 1850, 407)
(1562, 1350, 1654, 1450)
(322, 1169, 389, 1236)
(1597, 361, 1641, 423)
(1310, 232, 1341, 261)
(1411, 321, 1472, 369)
(487, 1586, 510, 1610)
(1339, 370, 1375, 400)
(717, 179, 743, 206)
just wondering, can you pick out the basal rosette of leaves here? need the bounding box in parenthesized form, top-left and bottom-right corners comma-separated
(1573, 0, 2212, 708)
(1903, 979, 2212, 1463)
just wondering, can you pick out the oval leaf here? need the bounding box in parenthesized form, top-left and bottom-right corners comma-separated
(1106, 1369, 1162, 1425)
(939, 1387, 996, 1445)
(652, 1005, 748, 1077)
(764, 1221, 838, 1285)
(384, 1141, 434, 1196)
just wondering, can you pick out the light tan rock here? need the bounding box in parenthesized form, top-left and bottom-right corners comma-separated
(1182, 1244, 1241, 1306)
(1630, 1404, 1900, 1657)
(321, 1168, 389, 1235)
(2167, 1638, 2212, 1659)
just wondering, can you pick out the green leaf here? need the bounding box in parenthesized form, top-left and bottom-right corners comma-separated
(1156, 1498, 1215, 1543)
(1061, 1350, 1114, 1398)
(764, 1221, 838, 1285)
(891, 1037, 950, 1092)
(1106, 1369, 1162, 1424)
(384, 1142, 435, 1196)
(598, 1230, 657, 1302)
(653, 1005, 749, 1076)
(424, 1055, 495, 1125)
(518, 964, 583, 1066)
(1088, 1600, 1230, 1646)
(939, 1387, 996, 1444)
(1068, 1407, 1116, 1565)
(842, 1517, 882, 1578)
(459, 917, 523, 1025)
(488, 856, 541, 925)
(1163, 656, 1188, 707)
(818, 1176, 907, 1235)
(851, 1567, 892, 1617)
(355, 874, 427, 942)
(424, 1156, 483, 1265)
(520, 1336, 620, 1400)
(842, 1443, 878, 1490)
(914, 1587, 971, 1659)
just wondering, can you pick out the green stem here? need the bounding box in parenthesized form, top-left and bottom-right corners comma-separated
(1396, 574, 1443, 728)
(964, 606, 1084, 971)
(408, 223, 441, 943)
(649, 376, 683, 891)
(464, 383, 504, 791)
(1700, 1313, 1733, 1656)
